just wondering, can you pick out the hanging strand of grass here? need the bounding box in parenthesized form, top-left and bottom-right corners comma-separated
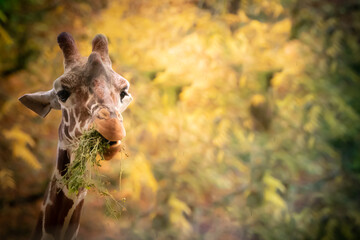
(98, 145, 128, 219)
(104, 145, 128, 219)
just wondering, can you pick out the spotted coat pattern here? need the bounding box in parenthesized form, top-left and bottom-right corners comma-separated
(20, 32, 132, 240)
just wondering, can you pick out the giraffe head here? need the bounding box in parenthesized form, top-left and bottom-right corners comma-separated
(19, 32, 132, 160)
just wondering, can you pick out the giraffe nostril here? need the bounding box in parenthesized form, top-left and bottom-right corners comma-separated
(109, 111, 117, 119)
(97, 108, 110, 120)
(97, 108, 119, 121)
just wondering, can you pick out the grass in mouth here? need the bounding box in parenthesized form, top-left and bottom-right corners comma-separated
(61, 128, 126, 217)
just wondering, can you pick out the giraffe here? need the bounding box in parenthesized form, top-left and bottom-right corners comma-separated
(19, 32, 132, 240)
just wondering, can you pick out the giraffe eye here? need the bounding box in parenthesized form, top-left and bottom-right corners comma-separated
(120, 91, 128, 101)
(57, 90, 71, 102)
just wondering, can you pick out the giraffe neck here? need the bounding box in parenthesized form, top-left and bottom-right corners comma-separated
(32, 148, 87, 240)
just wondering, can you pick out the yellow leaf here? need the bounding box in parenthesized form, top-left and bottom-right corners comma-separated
(251, 94, 266, 107)
(168, 194, 192, 234)
(0, 25, 13, 45)
(3, 127, 35, 147)
(216, 150, 224, 163)
(272, 19, 291, 33)
(263, 173, 285, 193)
(13, 145, 41, 169)
(232, 160, 249, 174)
(264, 189, 286, 209)
(3, 127, 41, 169)
(308, 137, 315, 149)
(263, 173, 286, 209)
(248, 132, 255, 143)
(0, 169, 15, 189)
(239, 75, 247, 88)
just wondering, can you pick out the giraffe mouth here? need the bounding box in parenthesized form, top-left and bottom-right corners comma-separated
(97, 133, 121, 147)
(97, 133, 122, 160)
(91, 116, 125, 160)
(108, 140, 119, 146)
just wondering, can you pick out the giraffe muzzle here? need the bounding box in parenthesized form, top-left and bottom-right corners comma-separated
(94, 117, 126, 141)
(93, 108, 126, 160)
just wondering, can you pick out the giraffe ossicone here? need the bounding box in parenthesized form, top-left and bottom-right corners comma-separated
(19, 32, 132, 240)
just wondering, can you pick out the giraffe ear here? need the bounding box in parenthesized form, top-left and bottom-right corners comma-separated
(19, 89, 61, 118)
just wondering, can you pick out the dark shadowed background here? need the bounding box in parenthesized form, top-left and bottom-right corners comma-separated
(1, 0, 360, 239)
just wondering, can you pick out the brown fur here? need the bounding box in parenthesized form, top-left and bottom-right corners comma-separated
(31, 211, 43, 240)
(64, 199, 84, 239)
(44, 188, 74, 238)
(57, 149, 70, 176)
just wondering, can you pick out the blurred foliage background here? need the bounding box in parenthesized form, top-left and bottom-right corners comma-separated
(1, 0, 360, 239)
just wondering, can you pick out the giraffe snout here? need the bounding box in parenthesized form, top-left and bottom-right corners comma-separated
(94, 108, 126, 141)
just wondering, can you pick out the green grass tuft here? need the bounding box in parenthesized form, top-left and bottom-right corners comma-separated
(62, 128, 110, 194)
(61, 128, 126, 217)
